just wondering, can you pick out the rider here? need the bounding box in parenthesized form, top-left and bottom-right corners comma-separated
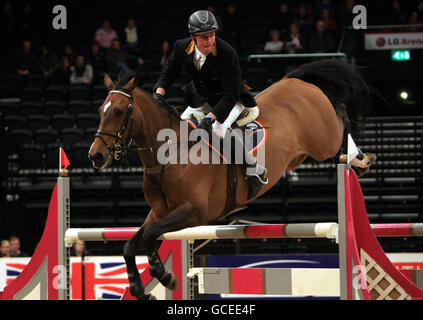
(153, 10, 268, 200)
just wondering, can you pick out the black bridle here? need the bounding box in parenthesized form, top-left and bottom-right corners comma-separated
(94, 90, 134, 161)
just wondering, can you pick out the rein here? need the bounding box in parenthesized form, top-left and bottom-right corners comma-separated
(94, 90, 135, 161)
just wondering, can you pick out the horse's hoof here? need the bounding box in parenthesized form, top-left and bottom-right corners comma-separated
(138, 293, 156, 300)
(166, 273, 178, 292)
(158, 271, 178, 291)
(148, 293, 157, 300)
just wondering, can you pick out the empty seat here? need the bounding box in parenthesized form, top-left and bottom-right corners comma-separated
(27, 114, 50, 131)
(91, 84, 108, 100)
(59, 127, 84, 145)
(75, 113, 99, 129)
(21, 87, 43, 102)
(0, 102, 19, 117)
(1, 74, 23, 97)
(20, 101, 43, 116)
(91, 99, 104, 109)
(45, 143, 60, 168)
(141, 82, 155, 92)
(43, 101, 67, 115)
(51, 114, 75, 130)
(4, 115, 26, 130)
(26, 74, 46, 89)
(144, 71, 162, 83)
(71, 142, 91, 168)
(18, 143, 44, 169)
(68, 100, 91, 115)
(244, 68, 271, 91)
(45, 85, 67, 101)
(34, 128, 58, 144)
(69, 85, 90, 100)
(7, 129, 33, 148)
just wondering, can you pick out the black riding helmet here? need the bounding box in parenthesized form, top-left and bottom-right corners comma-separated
(188, 10, 219, 34)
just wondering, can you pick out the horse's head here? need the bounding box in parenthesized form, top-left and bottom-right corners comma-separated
(88, 74, 137, 169)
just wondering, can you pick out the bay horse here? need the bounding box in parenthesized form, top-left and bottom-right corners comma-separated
(88, 59, 376, 299)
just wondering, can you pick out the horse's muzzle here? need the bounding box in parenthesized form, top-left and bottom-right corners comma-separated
(88, 151, 111, 169)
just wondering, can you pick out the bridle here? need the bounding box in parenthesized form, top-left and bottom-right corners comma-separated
(94, 90, 134, 161)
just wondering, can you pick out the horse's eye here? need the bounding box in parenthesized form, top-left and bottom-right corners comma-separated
(114, 109, 124, 117)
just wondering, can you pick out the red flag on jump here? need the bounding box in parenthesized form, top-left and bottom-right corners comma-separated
(60, 147, 70, 169)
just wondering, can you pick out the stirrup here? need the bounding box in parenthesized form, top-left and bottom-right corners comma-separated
(246, 167, 268, 185)
(246, 168, 268, 200)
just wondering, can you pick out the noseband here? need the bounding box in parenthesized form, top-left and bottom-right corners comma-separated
(94, 90, 134, 161)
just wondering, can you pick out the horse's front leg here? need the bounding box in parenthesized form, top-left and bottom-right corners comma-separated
(123, 225, 154, 300)
(143, 203, 202, 291)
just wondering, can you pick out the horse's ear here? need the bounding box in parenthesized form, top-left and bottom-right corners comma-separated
(125, 76, 136, 91)
(124, 72, 142, 91)
(104, 74, 114, 90)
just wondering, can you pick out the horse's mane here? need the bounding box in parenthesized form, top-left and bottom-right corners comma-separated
(116, 71, 181, 119)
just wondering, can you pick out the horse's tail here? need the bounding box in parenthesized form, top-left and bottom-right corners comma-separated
(285, 59, 372, 137)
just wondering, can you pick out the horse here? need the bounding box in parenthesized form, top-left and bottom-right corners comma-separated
(88, 59, 376, 300)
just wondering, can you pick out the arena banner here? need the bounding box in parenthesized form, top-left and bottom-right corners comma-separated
(365, 32, 423, 50)
(0, 256, 149, 300)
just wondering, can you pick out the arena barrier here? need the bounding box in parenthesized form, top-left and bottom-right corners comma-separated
(2, 162, 423, 300)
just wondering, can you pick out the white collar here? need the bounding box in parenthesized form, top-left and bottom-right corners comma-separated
(194, 45, 207, 61)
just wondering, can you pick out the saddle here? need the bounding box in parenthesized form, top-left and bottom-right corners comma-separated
(184, 106, 264, 218)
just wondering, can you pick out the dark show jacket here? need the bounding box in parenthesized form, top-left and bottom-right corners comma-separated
(154, 37, 244, 122)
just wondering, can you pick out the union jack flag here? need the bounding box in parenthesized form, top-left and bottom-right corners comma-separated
(70, 257, 149, 300)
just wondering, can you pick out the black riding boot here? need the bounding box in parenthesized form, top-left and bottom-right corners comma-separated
(227, 128, 268, 200)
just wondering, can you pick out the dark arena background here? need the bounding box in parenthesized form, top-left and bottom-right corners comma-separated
(0, 0, 422, 298)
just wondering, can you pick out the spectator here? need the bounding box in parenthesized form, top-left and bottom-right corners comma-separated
(418, 1, 423, 22)
(388, 0, 407, 25)
(264, 29, 284, 53)
(1, 0, 15, 35)
(53, 56, 71, 85)
(409, 11, 421, 25)
(271, 3, 293, 38)
(207, 6, 223, 34)
(39, 45, 58, 79)
(222, 4, 242, 44)
(0, 239, 10, 257)
(95, 19, 119, 49)
(285, 23, 304, 53)
(309, 20, 335, 53)
(71, 240, 91, 257)
(9, 236, 28, 257)
(159, 40, 170, 70)
(88, 41, 106, 83)
(17, 2, 33, 38)
(105, 38, 144, 80)
(64, 44, 76, 68)
(294, 3, 315, 34)
(316, 0, 336, 18)
(70, 55, 93, 85)
(338, 0, 355, 27)
(14, 40, 40, 77)
(124, 18, 141, 54)
(321, 8, 338, 32)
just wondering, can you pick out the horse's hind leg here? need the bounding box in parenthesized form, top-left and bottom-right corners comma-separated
(143, 204, 201, 291)
(123, 226, 156, 300)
